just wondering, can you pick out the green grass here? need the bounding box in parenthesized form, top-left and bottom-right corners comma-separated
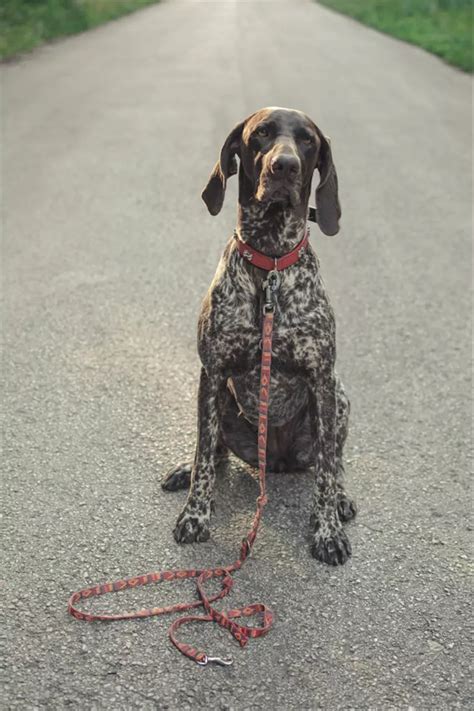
(318, 0, 473, 71)
(0, 0, 160, 60)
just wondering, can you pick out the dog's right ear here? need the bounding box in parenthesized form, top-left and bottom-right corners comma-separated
(201, 120, 246, 215)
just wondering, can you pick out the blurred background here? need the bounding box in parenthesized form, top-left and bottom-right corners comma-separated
(2, 0, 472, 71)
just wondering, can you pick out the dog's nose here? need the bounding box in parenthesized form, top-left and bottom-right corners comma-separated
(270, 154, 300, 179)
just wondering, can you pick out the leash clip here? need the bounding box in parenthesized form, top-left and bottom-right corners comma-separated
(263, 269, 281, 313)
(197, 655, 234, 667)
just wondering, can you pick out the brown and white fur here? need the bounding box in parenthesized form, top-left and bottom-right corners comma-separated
(162, 107, 356, 565)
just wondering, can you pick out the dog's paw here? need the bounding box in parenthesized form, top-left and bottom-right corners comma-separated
(336, 490, 357, 522)
(173, 507, 210, 544)
(310, 526, 352, 565)
(161, 463, 192, 491)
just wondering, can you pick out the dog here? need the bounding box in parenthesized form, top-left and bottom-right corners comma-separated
(161, 107, 356, 565)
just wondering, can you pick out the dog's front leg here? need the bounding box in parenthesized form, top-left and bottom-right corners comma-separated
(308, 366, 352, 565)
(173, 367, 223, 544)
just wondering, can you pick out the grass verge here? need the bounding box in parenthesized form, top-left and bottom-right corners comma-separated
(317, 0, 473, 71)
(1, 0, 160, 60)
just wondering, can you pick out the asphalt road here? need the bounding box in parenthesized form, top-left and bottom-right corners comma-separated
(2, 1, 472, 708)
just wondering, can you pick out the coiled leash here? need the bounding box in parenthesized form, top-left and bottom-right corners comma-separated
(68, 227, 310, 666)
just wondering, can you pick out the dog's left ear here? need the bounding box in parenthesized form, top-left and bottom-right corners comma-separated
(314, 132, 341, 236)
(201, 120, 245, 216)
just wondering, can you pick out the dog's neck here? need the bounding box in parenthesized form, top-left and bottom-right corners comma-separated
(236, 201, 308, 257)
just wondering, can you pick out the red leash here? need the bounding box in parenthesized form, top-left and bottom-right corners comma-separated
(68, 235, 306, 665)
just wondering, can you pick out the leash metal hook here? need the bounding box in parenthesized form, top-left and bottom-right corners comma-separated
(197, 655, 234, 667)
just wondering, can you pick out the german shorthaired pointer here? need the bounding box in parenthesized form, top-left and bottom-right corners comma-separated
(162, 107, 356, 565)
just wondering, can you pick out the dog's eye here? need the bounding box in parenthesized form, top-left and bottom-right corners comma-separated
(256, 125, 269, 137)
(301, 134, 314, 145)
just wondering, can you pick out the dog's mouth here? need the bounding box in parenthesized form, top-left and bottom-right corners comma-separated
(269, 187, 291, 200)
(255, 180, 300, 208)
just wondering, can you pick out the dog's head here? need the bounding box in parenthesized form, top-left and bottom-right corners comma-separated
(202, 107, 341, 236)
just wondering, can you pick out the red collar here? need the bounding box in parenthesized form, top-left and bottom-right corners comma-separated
(235, 229, 309, 271)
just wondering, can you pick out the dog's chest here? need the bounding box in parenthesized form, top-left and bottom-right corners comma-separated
(199, 253, 334, 426)
(213, 280, 304, 367)
(200, 246, 333, 368)
(220, 300, 313, 426)
(208, 259, 328, 370)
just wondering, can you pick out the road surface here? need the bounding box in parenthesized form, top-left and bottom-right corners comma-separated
(2, 0, 472, 708)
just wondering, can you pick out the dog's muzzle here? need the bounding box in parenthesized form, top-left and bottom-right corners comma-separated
(256, 149, 302, 206)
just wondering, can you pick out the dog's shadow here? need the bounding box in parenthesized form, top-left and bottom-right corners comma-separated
(210, 457, 314, 555)
(157, 455, 325, 572)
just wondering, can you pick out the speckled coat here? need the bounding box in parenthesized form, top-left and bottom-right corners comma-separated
(162, 108, 356, 565)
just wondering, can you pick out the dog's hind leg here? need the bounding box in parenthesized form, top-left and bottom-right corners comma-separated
(335, 377, 357, 522)
(161, 463, 192, 491)
(161, 439, 229, 492)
